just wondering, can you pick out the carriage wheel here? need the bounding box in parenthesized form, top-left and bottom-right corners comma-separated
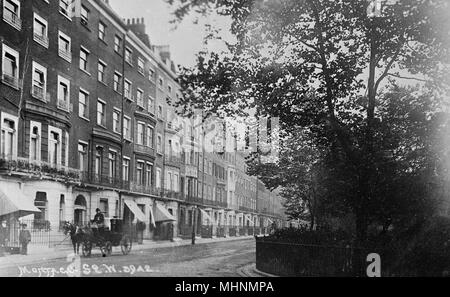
(101, 241, 112, 257)
(82, 241, 92, 257)
(120, 235, 132, 255)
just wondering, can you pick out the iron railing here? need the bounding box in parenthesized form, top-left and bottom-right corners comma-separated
(186, 195, 203, 204)
(255, 239, 388, 277)
(0, 156, 81, 181)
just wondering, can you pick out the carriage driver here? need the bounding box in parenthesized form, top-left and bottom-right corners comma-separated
(92, 208, 105, 236)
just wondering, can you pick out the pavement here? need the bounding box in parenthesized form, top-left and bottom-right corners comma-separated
(0, 235, 256, 269)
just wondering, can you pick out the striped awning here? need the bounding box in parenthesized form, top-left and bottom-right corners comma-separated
(124, 200, 147, 222)
(154, 203, 176, 223)
(245, 215, 254, 226)
(200, 209, 212, 222)
(0, 187, 41, 218)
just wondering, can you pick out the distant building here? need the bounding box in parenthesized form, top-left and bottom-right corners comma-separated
(0, 0, 286, 246)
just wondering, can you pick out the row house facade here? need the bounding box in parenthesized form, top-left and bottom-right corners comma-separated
(0, 0, 286, 245)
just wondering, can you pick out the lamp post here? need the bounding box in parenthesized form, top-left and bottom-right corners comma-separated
(192, 206, 198, 245)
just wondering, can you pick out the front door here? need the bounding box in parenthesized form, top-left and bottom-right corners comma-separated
(74, 209, 85, 226)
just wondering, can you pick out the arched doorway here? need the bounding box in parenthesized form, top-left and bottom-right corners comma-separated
(74, 195, 87, 226)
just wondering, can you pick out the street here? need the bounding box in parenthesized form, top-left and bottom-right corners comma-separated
(0, 239, 255, 277)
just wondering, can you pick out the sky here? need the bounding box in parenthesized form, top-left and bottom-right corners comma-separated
(108, 0, 230, 68)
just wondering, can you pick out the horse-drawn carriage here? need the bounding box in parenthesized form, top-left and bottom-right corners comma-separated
(63, 218, 132, 257)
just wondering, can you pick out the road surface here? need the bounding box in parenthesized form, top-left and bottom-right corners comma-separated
(0, 238, 255, 277)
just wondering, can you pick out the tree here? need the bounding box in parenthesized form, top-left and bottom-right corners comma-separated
(167, 0, 450, 244)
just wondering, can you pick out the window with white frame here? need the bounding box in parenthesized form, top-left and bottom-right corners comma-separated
(113, 109, 121, 134)
(148, 67, 155, 81)
(146, 163, 153, 187)
(58, 31, 72, 62)
(30, 122, 41, 163)
(136, 161, 144, 185)
(108, 151, 117, 180)
(167, 84, 172, 95)
(95, 146, 102, 176)
(156, 167, 161, 188)
(146, 125, 153, 148)
(125, 48, 132, 65)
(98, 60, 106, 83)
(57, 75, 70, 111)
(80, 5, 89, 25)
(137, 89, 144, 107)
(32, 62, 47, 101)
(122, 158, 130, 181)
(157, 134, 162, 154)
(78, 141, 88, 172)
(98, 21, 106, 41)
(1, 44, 19, 88)
(137, 122, 145, 145)
(124, 79, 132, 100)
(65, 131, 69, 167)
(174, 174, 179, 192)
(59, 0, 71, 17)
(3, 0, 21, 30)
(148, 96, 154, 114)
(158, 76, 163, 89)
(79, 47, 89, 72)
(48, 126, 62, 167)
(79, 89, 89, 119)
(97, 99, 106, 126)
(1, 113, 18, 160)
(166, 172, 172, 190)
(124, 116, 131, 140)
(113, 72, 122, 92)
(114, 35, 122, 53)
(137, 58, 144, 74)
(33, 13, 48, 47)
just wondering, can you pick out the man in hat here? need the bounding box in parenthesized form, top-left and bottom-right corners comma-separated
(92, 208, 105, 238)
(19, 224, 31, 255)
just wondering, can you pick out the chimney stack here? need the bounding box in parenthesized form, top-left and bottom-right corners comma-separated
(125, 17, 151, 47)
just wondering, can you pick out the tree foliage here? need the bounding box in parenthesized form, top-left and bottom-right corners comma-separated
(167, 0, 450, 242)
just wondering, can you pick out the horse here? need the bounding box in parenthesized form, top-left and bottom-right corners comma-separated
(62, 222, 85, 254)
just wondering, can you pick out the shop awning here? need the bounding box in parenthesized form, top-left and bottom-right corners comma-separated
(149, 206, 156, 226)
(245, 215, 254, 226)
(154, 204, 176, 223)
(0, 187, 41, 218)
(200, 209, 212, 222)
(124, 200, 147, 222)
